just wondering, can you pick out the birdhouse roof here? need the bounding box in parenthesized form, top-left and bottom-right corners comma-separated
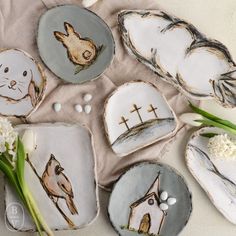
(130, 192, 159, 208)
(145, 173, 160, 196)
(130, 173, 161, 209)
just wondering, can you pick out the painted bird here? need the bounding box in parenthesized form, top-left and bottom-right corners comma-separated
(42, 154, 78, 215)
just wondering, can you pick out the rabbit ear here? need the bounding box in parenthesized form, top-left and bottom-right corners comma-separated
(64, 22, 77, 36)
(54, 31, 67, 42)
(28, 81, 37, 107)
(28, 71, 38, 107)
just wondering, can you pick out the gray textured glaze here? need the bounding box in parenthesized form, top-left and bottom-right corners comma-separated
(37, 5, 115, 84)
(108, 162, 192, 236)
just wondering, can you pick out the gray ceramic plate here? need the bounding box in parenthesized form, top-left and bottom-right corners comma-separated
(108, 162, 192, 236)
(37, 5, 115, 84)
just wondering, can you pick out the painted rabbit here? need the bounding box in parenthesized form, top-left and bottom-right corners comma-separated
(54, 22, 97, 66)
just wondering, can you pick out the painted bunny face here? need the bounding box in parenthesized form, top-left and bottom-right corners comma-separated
(0, 50, 40, 100)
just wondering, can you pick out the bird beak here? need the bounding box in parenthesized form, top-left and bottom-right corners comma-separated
(58, 167, 64, 173)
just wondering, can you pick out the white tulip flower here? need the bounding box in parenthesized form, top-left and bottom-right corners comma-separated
(22, 129, 36, 155)
(179, 113, 203, 127)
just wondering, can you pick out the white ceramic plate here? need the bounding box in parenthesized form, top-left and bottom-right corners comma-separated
(5, 123, 98, 231)
(186, 127, 236, 224)
(104, 81, 178, 157)
(0, 49, 46, 118)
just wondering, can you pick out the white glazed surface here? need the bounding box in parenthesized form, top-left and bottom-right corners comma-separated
(104, 81, 178, 156)
(186, 127, 236, 224)
(5, 123, 98, 231)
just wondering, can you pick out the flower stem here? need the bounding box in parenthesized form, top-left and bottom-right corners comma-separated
(24, 184, 54, 236)
(195, 119, 236, 135)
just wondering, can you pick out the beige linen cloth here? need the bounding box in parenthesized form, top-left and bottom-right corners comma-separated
(2, 0, 191, 188)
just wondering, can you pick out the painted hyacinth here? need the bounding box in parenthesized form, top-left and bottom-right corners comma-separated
(208, 134, 236, 159)
(0, 118, 17, 166)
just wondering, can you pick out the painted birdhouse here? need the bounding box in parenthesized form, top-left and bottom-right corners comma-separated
(128, 174, 165, 235)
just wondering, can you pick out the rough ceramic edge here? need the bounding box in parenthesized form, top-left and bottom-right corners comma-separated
(4, 122, 100, 232)
(103, 80, 179, 157)
(117, 10, 236, 108)
(0, 48, 47, 119)
(185, 126, 236, 224)
(37, 4, 115, 85)
(107, 161, 193, 236)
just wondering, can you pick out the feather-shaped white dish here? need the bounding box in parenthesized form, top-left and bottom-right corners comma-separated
(186, 127, 236, 224)
(5, 123, 98, 232)
(118, 10, 236, 108)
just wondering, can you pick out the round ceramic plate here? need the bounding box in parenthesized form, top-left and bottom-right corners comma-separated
(108, 162, 192, 236)
(0, 49, 46, 118)
(37, 5, 115, 84)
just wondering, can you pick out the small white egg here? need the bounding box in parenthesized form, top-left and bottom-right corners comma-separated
(159, 203, 168, 211)
(53, 102, 61, 112)
(167, 198, 177, 206)
(83, 93, 93, 102)
(160, 191, 168, 201)
(82, 0, 98, 8)
(82, 0, 98, 7)
(84, 105, 92, 114)
(75, 104, 83, 113)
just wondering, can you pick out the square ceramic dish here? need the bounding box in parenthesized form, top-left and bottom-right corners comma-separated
(5, 123, 98, 232)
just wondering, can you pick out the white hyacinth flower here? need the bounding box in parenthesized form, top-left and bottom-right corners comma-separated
(22, 129, 36, 155)
(208, 134, 236, 159)
(0, 118, 17, 157)
(179, 113, 203, 127)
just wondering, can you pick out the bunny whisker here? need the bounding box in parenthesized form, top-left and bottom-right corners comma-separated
(18, 87, 22, 93)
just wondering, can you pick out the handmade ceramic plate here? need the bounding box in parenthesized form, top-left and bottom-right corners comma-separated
(0, 49, 46, 118)
(108, 162, 192, 236)
(37, 5, 115, 84)
(118, 10, 236, 108)
(5, 123, 98, 231)
(186, 127, 236, 224)
(104, 81, 178, 157)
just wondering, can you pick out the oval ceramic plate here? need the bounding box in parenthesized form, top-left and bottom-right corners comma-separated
(104, 81, 178, 157)
(118, 10, 236, 108)
(37, 5, 115, 84)
(108, 162, 192, 236)
(186, 127, 236, 224)
(0, 49, 46, 118)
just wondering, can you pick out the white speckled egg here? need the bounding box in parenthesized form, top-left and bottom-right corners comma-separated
(82, 0, 99, 8)
(53, 102, 61, 112)
(159, 203, 168, 211)
(75, 104, 83, 113)
(84, 105, 92, 114)
(83, 93, 93, 102)
(167, 198, 177, 206)
(160, 191, 168, 201)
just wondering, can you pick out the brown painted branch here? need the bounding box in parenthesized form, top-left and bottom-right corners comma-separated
(26, 155, 76, 228)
